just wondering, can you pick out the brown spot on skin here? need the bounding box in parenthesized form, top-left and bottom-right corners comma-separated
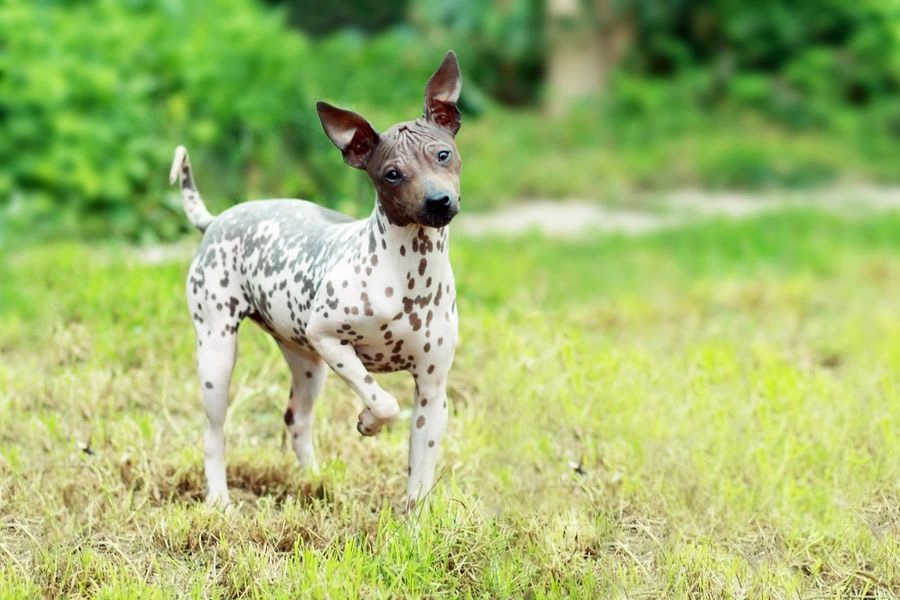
(205, 381, 214, 389)
(306, 371, 313, 378)
(351, 307, 359, 315)
(427, 365, 435, 374)
(424, 343, 431, 352)
(416, 415, 426, 429)
(400, 245, 406, 256)
(408, 278, 415, 290)
(428, 440, 435, 448)
(283, 407, 294, 426)
(426, 277, 432, 288)
(420, 398, 428, 406)
(384, 331, 393, 340)
(385, 287, 394, 298)
(409, 313, 422, 331)
(364, 375, 374, 384)
(418, 258, 427, 276)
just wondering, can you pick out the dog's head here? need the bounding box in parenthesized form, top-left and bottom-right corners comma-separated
(317, 51, 462, 228)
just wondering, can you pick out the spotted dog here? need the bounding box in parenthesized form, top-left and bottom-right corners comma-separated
(171, 52, 464, 510)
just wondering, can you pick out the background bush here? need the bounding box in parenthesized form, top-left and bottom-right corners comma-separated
(3, 0, 900, 243)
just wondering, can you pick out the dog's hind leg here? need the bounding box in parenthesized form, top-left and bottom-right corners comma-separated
(192, 320, 239, 505)
(278, 344, 328, 473)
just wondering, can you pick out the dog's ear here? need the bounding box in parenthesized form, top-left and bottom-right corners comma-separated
(316, 102, 380, 169)
(424, 51, 462, 136)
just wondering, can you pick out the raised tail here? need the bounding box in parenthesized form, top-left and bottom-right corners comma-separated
(169, 145, 214, 232)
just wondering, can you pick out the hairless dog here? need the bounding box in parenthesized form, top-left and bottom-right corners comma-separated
(170, 51, 463, 511)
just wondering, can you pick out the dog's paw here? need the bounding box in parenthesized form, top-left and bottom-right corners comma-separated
(357, 408, 386, 437)
(205, 489, 231, 507)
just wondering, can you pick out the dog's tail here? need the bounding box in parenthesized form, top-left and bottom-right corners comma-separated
(169, 145, 214, 232)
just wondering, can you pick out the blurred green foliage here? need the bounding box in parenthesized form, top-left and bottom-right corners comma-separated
(412, 0, 545, 106)
(266, 0, 408, 36)
(2, 0, 900, 243)
(0, 0, 457, 243)
(624, 0, 900, 131)
(1, 0, 319, 242)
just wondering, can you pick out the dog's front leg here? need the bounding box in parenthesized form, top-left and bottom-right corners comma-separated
(308, 324, 400, 436)
(405, 376, 449, 512)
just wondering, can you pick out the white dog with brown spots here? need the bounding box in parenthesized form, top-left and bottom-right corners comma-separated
(170, 52, 464, 511)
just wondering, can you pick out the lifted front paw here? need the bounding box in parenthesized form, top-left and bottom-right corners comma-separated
(357, 408, 387, 437)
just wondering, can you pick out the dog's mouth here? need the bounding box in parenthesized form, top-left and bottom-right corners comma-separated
(420, 204, 459, 229)
(422, 212, 456, 228)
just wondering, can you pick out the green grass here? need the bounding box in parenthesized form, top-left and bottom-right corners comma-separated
(453, 107, 900, 209)
(3, 210, 900, 597)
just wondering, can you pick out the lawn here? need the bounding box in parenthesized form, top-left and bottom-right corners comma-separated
(2, 209, 900, 598)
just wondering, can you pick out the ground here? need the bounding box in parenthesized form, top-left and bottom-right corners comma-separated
(2, 207, 900, 598)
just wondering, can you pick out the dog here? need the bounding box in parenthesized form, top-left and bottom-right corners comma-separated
(169, 51, 463, 511)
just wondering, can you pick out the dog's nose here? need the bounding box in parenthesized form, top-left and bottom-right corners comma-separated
(425, 193, 452, 210)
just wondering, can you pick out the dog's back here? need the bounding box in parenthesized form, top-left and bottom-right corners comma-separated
(187, 199, 365, 353)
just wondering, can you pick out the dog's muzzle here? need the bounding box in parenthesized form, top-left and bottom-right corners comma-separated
(422, 192, 459, 228)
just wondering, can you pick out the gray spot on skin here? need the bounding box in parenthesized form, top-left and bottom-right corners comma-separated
(416, 415, 426, 429)
(205, 381, 214, 389)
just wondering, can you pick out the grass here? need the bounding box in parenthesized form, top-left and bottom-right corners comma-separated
(455, 108, 893, 208)
(2, 209, 900, 597)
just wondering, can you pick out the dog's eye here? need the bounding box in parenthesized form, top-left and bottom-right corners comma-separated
(437, 150, 451, 163)
(383, 169, 403, 184)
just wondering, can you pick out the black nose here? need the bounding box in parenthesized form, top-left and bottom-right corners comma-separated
(425, 193, 452, 210)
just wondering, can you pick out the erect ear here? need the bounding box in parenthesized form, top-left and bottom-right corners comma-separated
(316, 101, 380, 169)
(424, 50, 462, 136)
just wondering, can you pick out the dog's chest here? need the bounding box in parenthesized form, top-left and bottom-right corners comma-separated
(319, 235, 457, 374)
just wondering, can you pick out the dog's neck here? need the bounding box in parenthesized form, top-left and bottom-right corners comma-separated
(365, 201, 451, 274)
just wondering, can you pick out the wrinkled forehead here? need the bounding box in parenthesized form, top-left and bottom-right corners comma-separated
(370, 119, 456, 169)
